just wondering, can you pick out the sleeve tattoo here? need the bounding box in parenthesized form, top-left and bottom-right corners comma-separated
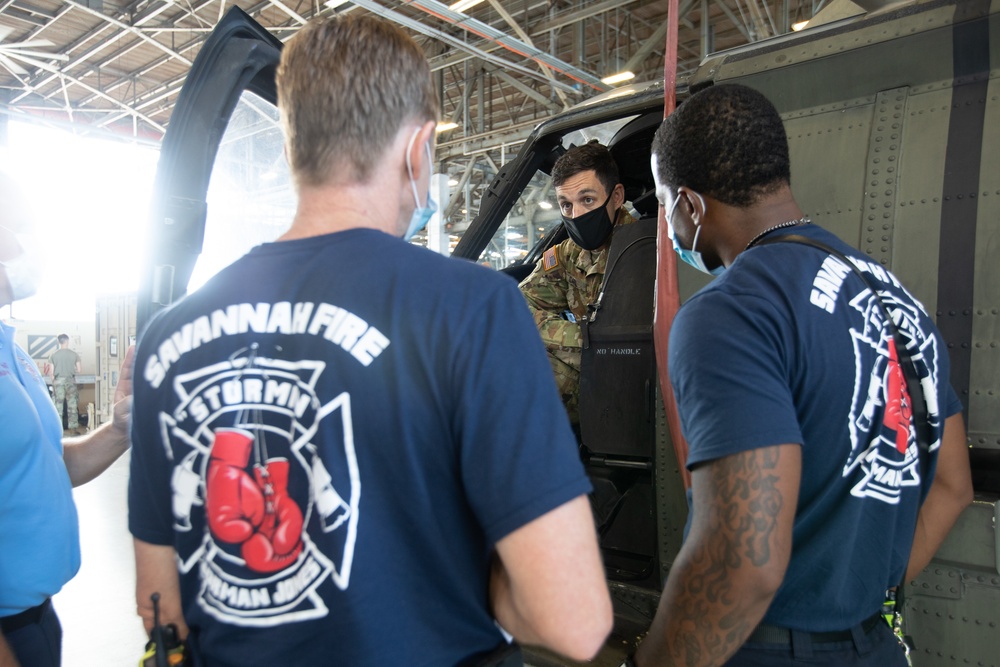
(666, 445, 793, 667)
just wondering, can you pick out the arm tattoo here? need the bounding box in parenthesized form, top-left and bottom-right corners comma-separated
(667, 446, 787, 667)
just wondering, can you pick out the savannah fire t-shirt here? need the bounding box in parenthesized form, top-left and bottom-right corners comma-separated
(669, 223, 962, 632)
(129, 228, 590, 666)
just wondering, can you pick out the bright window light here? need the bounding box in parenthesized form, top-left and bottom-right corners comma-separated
(450, 0, 484, 12)
(600, 70, 635, 85)
(0, 122, 158, 321)
(436, 121, 459, 133)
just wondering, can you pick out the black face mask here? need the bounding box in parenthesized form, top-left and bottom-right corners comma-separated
(562, 191, 616, 250)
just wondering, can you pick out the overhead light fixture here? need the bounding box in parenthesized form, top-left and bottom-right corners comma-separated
(447, 178, 459, 186)
(538, 201, 553, 210)
(791, 19, 810, 31)
(449, 0, 484, 12)
(600, 70, 635, 85)
(324, 0, 350, 8)
(436, 121, 459, 133)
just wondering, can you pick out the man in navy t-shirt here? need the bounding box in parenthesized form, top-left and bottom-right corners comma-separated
(128, 15, 612, 667)
(633, 84, 973, 667)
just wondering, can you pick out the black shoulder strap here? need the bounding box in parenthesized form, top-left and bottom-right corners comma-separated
(581, 219, 657, 348)
(755, 234, 934, 469)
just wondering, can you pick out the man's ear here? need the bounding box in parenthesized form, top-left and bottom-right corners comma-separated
(406, 120, 437, 180)
(612, 183, 626, 210)
(676, 186, 704, 222)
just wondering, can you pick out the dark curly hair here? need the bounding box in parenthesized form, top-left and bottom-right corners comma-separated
(551, 139, 620, 195)
(651, 84, 790, 207)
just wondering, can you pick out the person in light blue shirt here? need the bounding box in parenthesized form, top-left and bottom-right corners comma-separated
(0, 173, 134, 666)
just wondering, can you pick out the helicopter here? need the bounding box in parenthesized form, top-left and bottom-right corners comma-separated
(139, 0, 998, 664)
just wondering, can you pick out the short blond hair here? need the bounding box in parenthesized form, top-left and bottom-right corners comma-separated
(277, 14, 438, 187)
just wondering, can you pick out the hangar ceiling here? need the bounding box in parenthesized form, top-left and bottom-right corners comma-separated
(0, 0, 828, 234)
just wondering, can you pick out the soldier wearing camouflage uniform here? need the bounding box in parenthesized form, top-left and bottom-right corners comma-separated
(49, 333, 82, 432)
(519, 140, 634, 424)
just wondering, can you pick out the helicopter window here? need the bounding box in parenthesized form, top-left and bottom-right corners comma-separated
(561, 115, 637, 152)
(478, 170, 561, 271)
(187, 90, 298, 292)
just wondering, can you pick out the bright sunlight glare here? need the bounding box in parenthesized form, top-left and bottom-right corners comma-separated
(0, 121, 158, 322)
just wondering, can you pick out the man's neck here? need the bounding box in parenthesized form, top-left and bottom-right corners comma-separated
(714, 187, 804, 266)
(280, 177, 404, 242)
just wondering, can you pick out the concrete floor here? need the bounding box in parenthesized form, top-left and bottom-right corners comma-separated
(54, 450, 148, 666)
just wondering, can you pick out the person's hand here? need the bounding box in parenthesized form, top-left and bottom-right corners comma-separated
(112, 345, 135, 435)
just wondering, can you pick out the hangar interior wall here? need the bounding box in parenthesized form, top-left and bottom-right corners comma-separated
(95, 293, 137, 427)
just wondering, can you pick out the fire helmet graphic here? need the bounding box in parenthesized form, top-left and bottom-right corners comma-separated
(844, 287, 941, 505)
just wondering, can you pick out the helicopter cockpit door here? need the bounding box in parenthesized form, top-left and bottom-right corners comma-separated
(137, 7, 285, 335)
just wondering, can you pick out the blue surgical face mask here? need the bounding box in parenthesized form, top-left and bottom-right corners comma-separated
(665, 191, 725, 277)
(0, 225, 43, 301)
(404, 128, 438, 242)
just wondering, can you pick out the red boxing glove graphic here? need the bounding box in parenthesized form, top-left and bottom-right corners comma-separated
(244, 459, 304, 573)
(206, 429, 266, 544)
(883, 338, 913, 454)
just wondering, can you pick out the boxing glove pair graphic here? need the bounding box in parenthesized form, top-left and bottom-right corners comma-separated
(206, 428, 304, 573)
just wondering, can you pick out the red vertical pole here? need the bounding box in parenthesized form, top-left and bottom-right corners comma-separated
(653, 0, 692, 489)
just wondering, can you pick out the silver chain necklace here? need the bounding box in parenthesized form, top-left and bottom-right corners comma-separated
(744, 217, 811, 250)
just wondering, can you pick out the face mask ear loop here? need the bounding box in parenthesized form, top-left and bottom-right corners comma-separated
(425, 141, 433, 178)
(689, 221, 702, 253)
(405, 128, 424, 209)
(665, 196, 681, 240)
(688, 192, 707, 251)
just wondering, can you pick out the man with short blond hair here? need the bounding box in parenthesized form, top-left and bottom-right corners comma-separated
(277, 17, 437, 188)
(129, 14, 612, 666)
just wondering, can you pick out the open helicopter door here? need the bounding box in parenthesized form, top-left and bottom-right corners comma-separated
(137, 8, 286, 335)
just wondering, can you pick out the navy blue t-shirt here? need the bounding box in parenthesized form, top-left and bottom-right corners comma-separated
(669, 224, 962, 632)
(129, 228, 590, 666)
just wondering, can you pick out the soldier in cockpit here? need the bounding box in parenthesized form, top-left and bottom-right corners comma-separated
(519, 140, 635, 424)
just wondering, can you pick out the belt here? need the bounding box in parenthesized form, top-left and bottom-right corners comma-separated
(746, 612, 883, 646)
(0, 599, 52, 634)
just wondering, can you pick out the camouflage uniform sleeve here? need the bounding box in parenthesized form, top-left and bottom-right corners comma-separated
(518, 246, 582, 351)
(519, 244, 584, 423)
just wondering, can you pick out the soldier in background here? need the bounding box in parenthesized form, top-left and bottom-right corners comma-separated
(49, 333, 82, 434)
(519, 140, 634, 424)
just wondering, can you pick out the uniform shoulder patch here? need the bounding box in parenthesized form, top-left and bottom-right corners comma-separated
(543, 247, 560, 271)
